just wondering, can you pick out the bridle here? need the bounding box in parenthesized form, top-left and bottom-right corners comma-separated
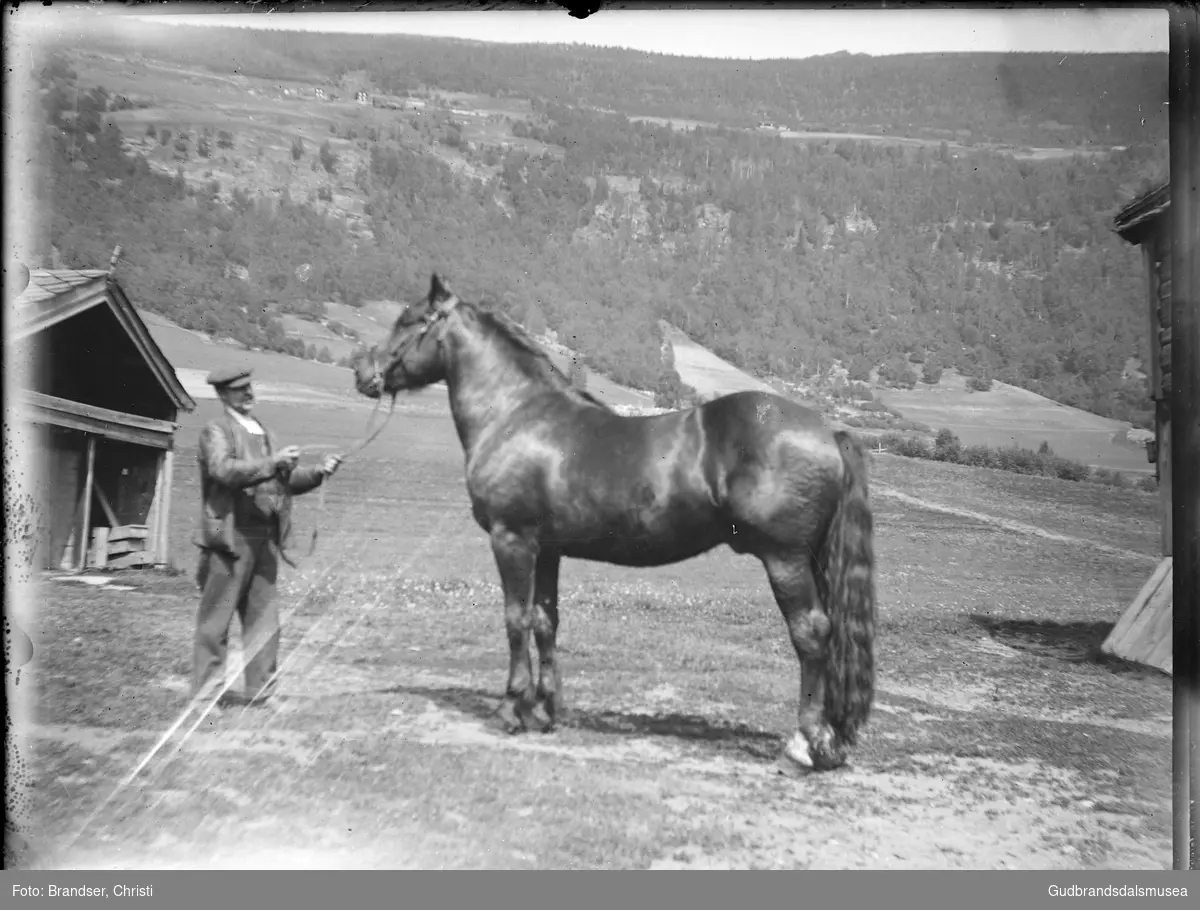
(364, 294, 460, 399)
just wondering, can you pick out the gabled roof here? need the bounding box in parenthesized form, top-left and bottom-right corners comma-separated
(11, 268, 196, 413)
(1114, 182, 1170, 245)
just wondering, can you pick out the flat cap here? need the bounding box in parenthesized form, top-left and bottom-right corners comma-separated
(206, 366, 253, 389)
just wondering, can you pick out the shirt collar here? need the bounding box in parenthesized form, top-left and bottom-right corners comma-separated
(225, 406, 265, 435)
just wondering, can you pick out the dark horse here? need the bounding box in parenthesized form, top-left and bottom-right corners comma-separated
(353, 274, 876, 772)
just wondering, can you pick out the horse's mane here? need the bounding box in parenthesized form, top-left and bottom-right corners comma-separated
(470, 301, 613, 412)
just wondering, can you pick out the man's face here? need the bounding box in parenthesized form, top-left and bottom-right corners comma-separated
(220, 383, 255, 415)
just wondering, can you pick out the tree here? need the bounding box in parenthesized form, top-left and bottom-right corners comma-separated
(922, 357, 944, 385)
(319, 140, 338, 174)
(933, 428, 962, 462)
(847, 353, 874, 382)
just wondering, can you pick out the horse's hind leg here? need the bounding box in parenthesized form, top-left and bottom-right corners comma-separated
(762, 555, 846, 772)
(531, 550, 562, 732)
(491, 526, 539, 734)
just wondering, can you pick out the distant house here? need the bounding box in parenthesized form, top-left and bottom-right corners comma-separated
(10, 267, 196, 571)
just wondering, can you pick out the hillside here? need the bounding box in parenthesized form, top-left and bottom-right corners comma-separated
(24, 28, 1167, 437)
(142, 301, 1149, 478)
(80, 19, 1168, 150)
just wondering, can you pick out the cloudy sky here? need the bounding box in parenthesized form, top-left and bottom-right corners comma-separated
(13, 4, 1170, 61)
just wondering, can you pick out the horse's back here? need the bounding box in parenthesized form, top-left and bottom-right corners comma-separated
(698, 390, 840, 459)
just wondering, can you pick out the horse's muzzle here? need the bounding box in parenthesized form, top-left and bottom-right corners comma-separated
(352, 347, 385, 399)
(358, 374, 384, 399)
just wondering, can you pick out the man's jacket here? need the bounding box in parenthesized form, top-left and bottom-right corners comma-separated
(193, 410, 325, 563)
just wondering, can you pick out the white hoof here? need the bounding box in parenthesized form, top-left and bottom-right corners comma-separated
(779, 731, 814, 774)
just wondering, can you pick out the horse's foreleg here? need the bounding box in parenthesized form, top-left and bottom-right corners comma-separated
(532, 550, 562, 732)
(491, 526, 539, 734)
(763, 555, 846, 772)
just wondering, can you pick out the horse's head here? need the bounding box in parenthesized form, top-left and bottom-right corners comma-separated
(353, 273, 462, 399)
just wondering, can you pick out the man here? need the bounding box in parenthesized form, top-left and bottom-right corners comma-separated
(192, 366, 342, 709)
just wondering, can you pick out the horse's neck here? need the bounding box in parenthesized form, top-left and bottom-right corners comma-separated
(443, 329, 549, 454)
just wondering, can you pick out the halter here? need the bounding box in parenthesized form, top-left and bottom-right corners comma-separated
(366, 294, 459, 395)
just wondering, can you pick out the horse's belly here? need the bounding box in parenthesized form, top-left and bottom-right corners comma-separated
(554, 498, 725, 566)
(560, 531, 721, 567)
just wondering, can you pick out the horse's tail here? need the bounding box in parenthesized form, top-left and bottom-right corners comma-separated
(819, 429, 877, 749)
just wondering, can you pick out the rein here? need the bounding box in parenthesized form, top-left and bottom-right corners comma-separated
(286, 301, 453, 564)
(286, 392, 397, 565)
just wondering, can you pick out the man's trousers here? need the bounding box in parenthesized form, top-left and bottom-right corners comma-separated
(191, 522, 281, 701)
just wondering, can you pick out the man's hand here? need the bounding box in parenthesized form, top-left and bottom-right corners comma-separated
(321, 454, 344, 478)
(273, 445, 301, 472)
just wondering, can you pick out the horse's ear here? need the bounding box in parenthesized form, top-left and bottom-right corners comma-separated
(429, 272, 454, 304)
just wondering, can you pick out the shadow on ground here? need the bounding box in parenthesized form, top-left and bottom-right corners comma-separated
(373, 682, 785, 761)
(967, 614, 1166, 678)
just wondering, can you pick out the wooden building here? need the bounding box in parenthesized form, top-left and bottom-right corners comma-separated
(1100, 185, 1175, 676)
(10, 267, 196, 571)
(1114, 183, 1173, 555)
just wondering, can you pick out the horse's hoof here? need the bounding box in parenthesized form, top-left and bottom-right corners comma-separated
(529, 703, 557, 733)
(495, 702, 526, 735)
(807, 727, 848, 772)
(777, 731, 816, 777)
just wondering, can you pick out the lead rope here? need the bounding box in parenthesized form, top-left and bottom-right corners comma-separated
(281, 392, 399, 566)
(290, 307, 445, 564)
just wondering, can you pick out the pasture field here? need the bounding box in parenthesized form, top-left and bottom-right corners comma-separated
(11, 385, 1172, 870)
(874, 370, 1150, 474)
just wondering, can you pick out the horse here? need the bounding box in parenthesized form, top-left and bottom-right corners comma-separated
(352, 274, 877, 772)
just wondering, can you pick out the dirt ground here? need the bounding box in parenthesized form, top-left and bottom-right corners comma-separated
(6, 397, 1173, 871)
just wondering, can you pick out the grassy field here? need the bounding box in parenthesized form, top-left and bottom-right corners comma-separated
(10, 371, 1173, 869)
(875, 370, 1150, 474)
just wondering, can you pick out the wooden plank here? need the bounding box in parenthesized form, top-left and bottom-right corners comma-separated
(25, 404, 174, 450)
(1145, 580, 1175, 673)
(1133, 577, 1173, 661)
(20, 390, 177, 449)
(107, 525, 149, 542)
(60, 528, 76, 571)
(92, 483, 120, 528)
(1146, 244, 1162, 400)
(1104, 558, 1171, 657)
(106, 539, 147, 558)
(57, 461, 87, 570)
(77, 435, 96, 571)
(1161, 414, 1173, 556)
(106, 550, 155, 570)
(11, 279, 108, 339)
(21, 390, 178, 434)
(144, 451, 164, 564)
(159, 447, 175, 567)
(1108, 597, 1158, 656)
(91, 527, 109, 569)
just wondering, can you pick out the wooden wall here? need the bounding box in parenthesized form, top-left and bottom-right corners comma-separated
(1144, 218, 1173, 556)
(39, 424, 85, 570)
(36, 424, 169, 571)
